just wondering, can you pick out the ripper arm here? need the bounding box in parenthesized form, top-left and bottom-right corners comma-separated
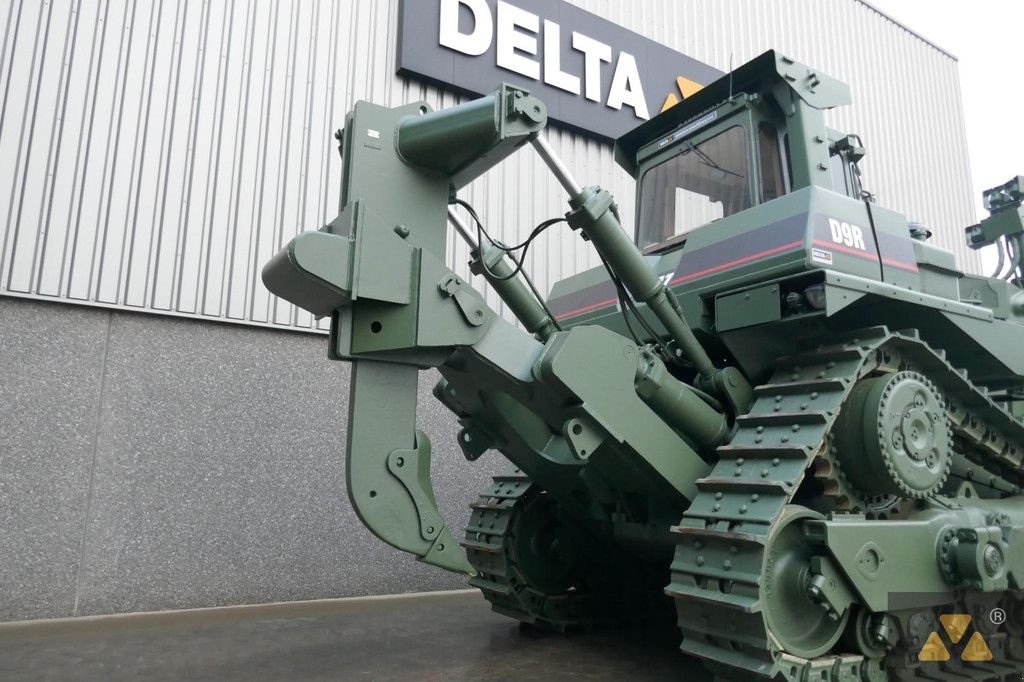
(263, 85, 738, 575)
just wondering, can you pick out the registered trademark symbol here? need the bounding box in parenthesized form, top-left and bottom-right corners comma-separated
(990, 608, 1007, 625)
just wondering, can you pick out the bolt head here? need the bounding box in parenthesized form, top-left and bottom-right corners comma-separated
(983, 544, 1004, 577)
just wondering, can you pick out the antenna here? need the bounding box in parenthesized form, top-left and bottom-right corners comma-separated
(728, 52, 734, 100)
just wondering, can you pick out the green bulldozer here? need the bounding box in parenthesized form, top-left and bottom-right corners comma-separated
(263, 51, 1024, 680)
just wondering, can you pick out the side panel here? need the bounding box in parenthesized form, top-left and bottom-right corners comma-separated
(806, 192, 882, 280)
(549, 187, 983, 347)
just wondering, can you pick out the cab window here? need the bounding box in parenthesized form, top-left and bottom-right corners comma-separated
(638, 126, 749, 250)
(759, 123, 787, 202)
(829, 153, 850, 195)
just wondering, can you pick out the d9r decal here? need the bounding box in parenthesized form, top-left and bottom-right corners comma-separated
(828, 218, 867, 251)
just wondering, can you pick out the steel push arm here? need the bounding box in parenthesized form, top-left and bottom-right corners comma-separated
(263, 85, 731, 574)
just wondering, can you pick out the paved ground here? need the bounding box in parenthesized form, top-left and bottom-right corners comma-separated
(0, 590, 712, 681)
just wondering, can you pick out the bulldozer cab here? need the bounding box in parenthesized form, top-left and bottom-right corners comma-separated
(616, 51, 860, 254)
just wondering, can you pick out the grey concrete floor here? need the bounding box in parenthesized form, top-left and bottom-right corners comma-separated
(0, 590, 712, 681)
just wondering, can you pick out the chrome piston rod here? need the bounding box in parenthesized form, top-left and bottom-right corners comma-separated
(531, 135, 583, 197)
(447, 207, 478, 250)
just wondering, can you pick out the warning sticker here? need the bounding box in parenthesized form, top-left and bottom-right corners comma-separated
(811, 247, 834, 266)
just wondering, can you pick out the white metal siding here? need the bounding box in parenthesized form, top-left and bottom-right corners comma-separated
(0, 0, 982, 332)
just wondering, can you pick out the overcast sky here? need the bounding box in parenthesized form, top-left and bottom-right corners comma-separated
(868, 0, 1024, 230)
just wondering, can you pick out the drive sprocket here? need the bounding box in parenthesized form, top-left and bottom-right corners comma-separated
(833, 370, 952, 499)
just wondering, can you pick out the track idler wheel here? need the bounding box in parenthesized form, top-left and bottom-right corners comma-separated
(835, 371, 952, 499)
(762, 506, 850, 659)
(508, 491, 579, 594)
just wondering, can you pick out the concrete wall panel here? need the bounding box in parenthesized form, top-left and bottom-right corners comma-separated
(1, 298, 503, 620)
(0, 300, 108, 620)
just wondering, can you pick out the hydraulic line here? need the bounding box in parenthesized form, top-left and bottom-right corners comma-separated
(447, 207, 560, 340)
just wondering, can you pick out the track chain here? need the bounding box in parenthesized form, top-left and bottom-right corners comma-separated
(463, 473, 566, 627)
(667, 326, 1024, 681)
(463, 472, 663, 630)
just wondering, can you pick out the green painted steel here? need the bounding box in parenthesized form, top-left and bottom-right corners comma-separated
(262, 50, 1024, 680)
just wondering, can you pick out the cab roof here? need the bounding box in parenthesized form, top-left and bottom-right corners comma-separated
(614, 50, 851, 177)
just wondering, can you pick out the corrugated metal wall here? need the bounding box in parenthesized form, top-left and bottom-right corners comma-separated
(0, 0, 982, 333)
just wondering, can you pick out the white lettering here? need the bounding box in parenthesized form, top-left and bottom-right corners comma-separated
(851, 224, 866, 250)
(438, 0, 492, 56)
(571, 31, 611, 102)
(606, 51, 649, 119)
(828, 218, 868, 250)
(496, 1, 540, 79)
(829, 218, 844, 244)
(841, 222, 853, 246)
(542, 20, 580, 95)
(436, 2, 657, 123)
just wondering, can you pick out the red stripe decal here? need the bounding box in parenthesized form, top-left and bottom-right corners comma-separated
(881, 257, 919, 272)
(669, 240, 803, 285)
(554, 295, 619, 319)
(812, 240, 918, 272)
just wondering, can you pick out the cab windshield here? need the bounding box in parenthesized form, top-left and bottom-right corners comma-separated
(637, 125, 750, 250)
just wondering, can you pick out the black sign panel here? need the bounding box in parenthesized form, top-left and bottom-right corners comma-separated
(397, 0, 723, 141)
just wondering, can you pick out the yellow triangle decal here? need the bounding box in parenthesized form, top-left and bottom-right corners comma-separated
(918, 631, 950, 661)
(675, 76, 704, 99)
(961, 631, 994, 661)
(939, 614, 972, 644)
(660, 92, 680, 113)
